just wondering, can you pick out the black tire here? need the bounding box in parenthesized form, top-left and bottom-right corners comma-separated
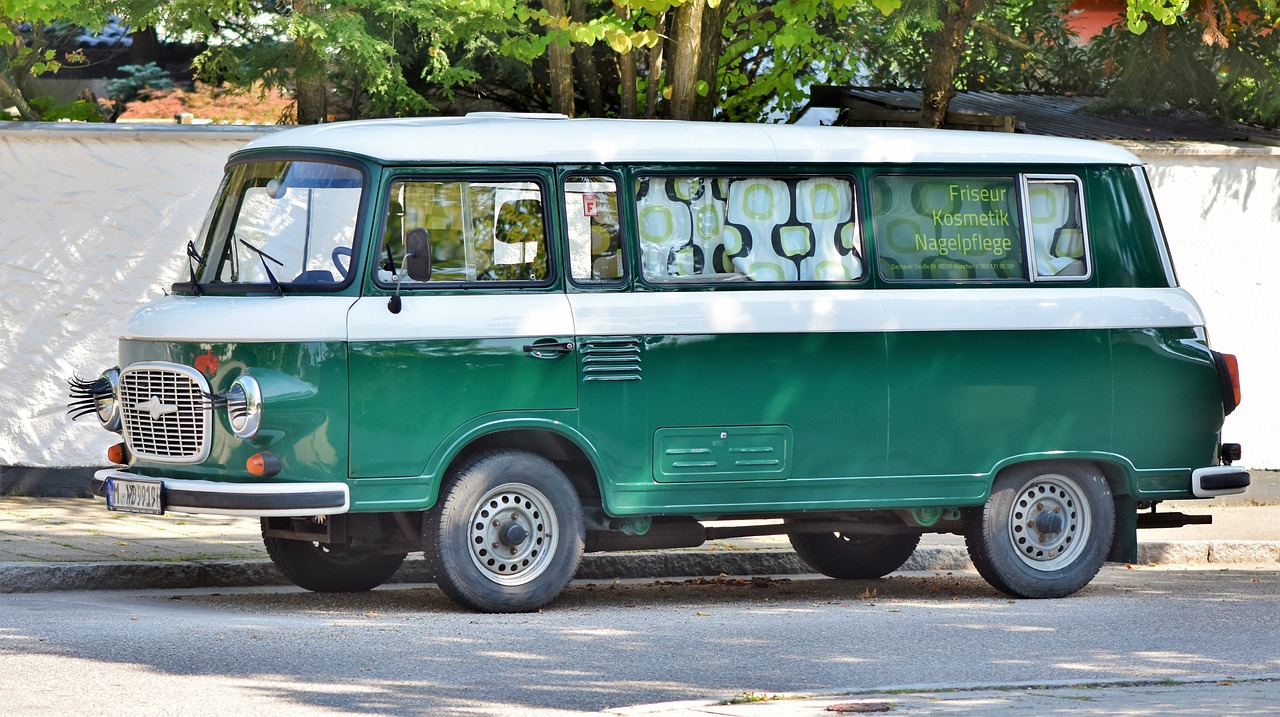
(263, 536, 407, 593)
(789, 531, 922, 579)
(965, 462, 1114, 599)
(423, 450, 584, 613)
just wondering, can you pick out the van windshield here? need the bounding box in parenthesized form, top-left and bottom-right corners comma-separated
(186, 159, 364, 291)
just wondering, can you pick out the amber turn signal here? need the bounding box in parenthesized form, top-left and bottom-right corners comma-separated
(246, 452, 282, 477)
(106, 442, 129, 465)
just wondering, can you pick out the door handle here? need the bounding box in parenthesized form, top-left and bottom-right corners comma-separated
(523, 340, 575, 359)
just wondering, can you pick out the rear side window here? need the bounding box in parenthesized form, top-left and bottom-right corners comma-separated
(379, 178, 550, 285)
(634, 175, 863, 284)
(1026, 176, 1090, 280)
(871, 175, 1026, 282)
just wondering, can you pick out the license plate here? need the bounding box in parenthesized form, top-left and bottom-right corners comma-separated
(107, 478, 164, 515)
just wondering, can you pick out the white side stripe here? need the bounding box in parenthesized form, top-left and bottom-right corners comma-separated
(121, 288, 1205, 343)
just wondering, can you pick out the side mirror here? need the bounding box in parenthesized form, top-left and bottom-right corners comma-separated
(404, 228, 433, 282)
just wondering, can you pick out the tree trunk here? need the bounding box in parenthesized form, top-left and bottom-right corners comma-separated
(293, 0, 328, 124)
(0, 69, 38, 120)
(691, 1, 731, 121)
(918, 0, 985, 128)
(129, 27, 160, 65)
(614, 0, 637, 118)
(667, 0, 706, 120)
(570, 0, 605, 117)
(644, 13, 668, 119)
(544, 0, 575, 116)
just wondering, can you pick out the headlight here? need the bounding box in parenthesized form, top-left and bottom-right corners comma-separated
(226, 375, 263, 440)
(96, 368, 121, 433)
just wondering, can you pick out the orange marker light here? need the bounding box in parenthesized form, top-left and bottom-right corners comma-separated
(246, 452, 282, 477)
(107, 442, 128, 465)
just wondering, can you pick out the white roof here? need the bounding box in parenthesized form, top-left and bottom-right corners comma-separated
(240, 115, 1142, 167)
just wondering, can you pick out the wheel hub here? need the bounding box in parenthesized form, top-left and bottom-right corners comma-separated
(1034, 509, 1065, 535)
(466, 482, 559, 586)
(498, 521, 530, 548)
(1008, 474, 1092, 571)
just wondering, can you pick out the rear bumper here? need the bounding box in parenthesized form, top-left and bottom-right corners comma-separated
(1191, 466, 1251, 498)
(92, 469, 350, 517)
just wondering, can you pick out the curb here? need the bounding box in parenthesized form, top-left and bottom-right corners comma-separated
(1, 542, 1277, 594)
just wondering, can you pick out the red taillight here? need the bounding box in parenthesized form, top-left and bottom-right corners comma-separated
(1213, 351, 1241, 416)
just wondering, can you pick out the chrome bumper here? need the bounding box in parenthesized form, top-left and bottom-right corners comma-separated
(92, 469, 350, 517)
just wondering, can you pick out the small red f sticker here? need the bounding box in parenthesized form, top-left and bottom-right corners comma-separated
(583, 195, 599, 217)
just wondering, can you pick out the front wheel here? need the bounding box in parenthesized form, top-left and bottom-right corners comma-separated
(263, 536, 407, 593)
(423, 450, 584, 613)
(965, 462, 1115, 599)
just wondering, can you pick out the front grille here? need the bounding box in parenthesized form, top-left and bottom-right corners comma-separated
(119, 362, 212, 463)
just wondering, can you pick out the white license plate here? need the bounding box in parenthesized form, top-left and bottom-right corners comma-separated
(107, 478, 164, 515)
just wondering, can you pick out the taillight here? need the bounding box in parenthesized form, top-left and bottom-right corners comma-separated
(1212, 351, 1241, 416)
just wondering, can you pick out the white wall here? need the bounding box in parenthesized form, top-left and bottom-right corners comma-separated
(0, 124, 269, 467)
(0, 126, 1275, 469)
(1132, 142, 1280, 469)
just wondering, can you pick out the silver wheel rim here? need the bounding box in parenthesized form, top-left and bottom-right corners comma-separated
(1007, 473, 1091, 571)
(466, 482, 559, 586)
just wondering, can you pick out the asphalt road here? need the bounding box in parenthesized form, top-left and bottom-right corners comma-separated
(0, 567, 1276, 716)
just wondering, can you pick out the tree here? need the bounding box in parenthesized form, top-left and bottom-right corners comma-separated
(142, 0, 527, 123)
(1, 0, 111, 120)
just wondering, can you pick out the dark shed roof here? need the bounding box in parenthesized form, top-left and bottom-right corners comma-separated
(806, 86, 1280, 143)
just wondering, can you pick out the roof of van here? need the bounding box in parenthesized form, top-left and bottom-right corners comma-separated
(239, 115, 1143, 166)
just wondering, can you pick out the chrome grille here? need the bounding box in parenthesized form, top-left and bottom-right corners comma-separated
(119, 362, 212, 463)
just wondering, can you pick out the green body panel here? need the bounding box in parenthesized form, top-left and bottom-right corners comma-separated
(1084, 166, 1171, 289)
(884, 329, 1113, 477)
(1112, 327, 1225, 497)
(120, 339, 349, 484)
(347, 338, 576, 478)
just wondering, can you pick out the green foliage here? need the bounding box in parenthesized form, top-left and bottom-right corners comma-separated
(1090, 8, 1280, 127)
(105, 62, 175, 103)
(859, 0, 1097, 94)
(142, 0, 529, 119)
(26, 96, 106, 121)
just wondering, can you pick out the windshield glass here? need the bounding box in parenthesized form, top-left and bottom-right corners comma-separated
(189, 159, 364, 290)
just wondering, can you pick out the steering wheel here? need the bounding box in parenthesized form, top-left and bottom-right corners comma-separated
(332, 246, 352, 280)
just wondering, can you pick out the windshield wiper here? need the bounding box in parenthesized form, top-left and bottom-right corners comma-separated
(185, 241, 206, 296)
(238, 238, 285, 296)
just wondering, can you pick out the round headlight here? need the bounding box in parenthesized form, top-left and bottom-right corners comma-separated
(96, 368, 121, 433)
(226, 375, 263, 440)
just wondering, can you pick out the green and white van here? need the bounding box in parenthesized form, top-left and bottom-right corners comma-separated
(71, 115, 1249, 612)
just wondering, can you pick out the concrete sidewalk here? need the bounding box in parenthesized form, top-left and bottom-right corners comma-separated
(1, 493, 1276, 593)
(607, 676, 1280, 716)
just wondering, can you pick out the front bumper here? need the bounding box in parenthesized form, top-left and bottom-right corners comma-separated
(92, 469, 350, 517)
(1191, 466, 1251, 498)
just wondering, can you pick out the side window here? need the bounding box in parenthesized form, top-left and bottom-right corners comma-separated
(564, 176, 623, 283)
(871, 175, 1025, 282)
(633, 175, 862, 283)
(380, 179, 549, 284)
(1026, 177, 1089, 280)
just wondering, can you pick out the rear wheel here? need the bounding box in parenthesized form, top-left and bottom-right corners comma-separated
(263, 536, 407, 593)
(789, 531, 922, 579)
(965, 462, 1114, 598)
(424, 450, 584, 613)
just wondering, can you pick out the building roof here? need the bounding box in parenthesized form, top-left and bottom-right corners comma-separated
(804, 86, 1280, 144)
(241, 114, 1141, 166)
